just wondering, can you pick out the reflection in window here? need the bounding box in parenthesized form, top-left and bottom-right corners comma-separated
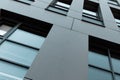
(108, 0, 118, 5)
(89, 36, 120, 80)
(0, 25, 11, 36)
(89, 67, 112, 80)
(82, 1, 103, 26)
(9, 29, 45, 48)
(111, 58, 120, 73)
(83, 10, 97, 19)
(110, 7, 120, 27)
(0, 60, 27, 79)
(46, 0, 72, 15)
(115, 74, 120, 80)
(89, 51, 110, 70)
(0, 41, 38, 66)
(56, 1, 70, 9)
(115, 19, 120, 27)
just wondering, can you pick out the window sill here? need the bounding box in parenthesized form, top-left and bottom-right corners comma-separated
(45, 7, 68, 16)
(82, 19, 105, 27)
(108, 2, 119, 6)
(13, 0, 34, 5)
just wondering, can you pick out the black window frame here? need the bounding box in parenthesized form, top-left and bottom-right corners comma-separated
(0, 9, 52, 80)
(45, 0, 72, 16)
(89, 36, 120, 80)
(82, 0, 104, 27)
(110, 7, 120, 27)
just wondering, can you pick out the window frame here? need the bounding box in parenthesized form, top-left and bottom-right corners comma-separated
(108, 0, 119, 6)
(0, 9, 53, 79)
(45, 0, 72, 16)
(82, 1, 104, 26)
(89, 36, 120, 80)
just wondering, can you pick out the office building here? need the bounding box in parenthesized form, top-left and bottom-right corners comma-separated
(0, 0, 120, 80)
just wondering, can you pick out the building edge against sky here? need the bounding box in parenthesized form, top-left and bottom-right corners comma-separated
(0, 0, 120, 80)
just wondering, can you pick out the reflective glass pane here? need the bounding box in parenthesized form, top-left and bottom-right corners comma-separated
(112, 58, 120, 73)
(0, 60, 27, 79)
(56, 2, 70, 8)
(82, 16, 103, 25)
(0, 25, 11, 36)
(0, 41, 38, 66)
(83, 9, 97, 16)
(9, 29, 45, 48)
(115, 74, 120, 80)
(108, 0, 118, 5)
(89, 67, 112, 80)
(89, 51, 110, 70)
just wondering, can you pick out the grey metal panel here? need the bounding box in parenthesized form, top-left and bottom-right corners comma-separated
(38, 0, 53, 4)
(68, 0, 84, 19)
(69, 0, 84, 12)
(25, 25, 88, 80)
(32, 0, 50, 9)
(73, 19, 120, 44)
(67, 10, 82, 20)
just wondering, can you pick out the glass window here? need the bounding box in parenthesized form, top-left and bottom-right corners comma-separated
(89, 51, 110, 70)
(0, 60, 27, 79)
(111, 58, 120, 73)
(0, 41, 38, 66)
(115, 19, 120, 27)
(0, 25, 11, 36)
(82, 16, 103, 25)
(56, 1, 70, 9)
(82, 1, 104, 26)
(47, 7, 68, 15)
(83, 10, 97, 17)
(115, 74, 120, 80)
(8, 29, 45, 48)
(46, 1, 71, 15)
(89, 67, 112, 80)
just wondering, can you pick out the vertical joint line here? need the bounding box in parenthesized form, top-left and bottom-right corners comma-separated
(108, 49, 115, 80)
(71, 18, 75, 30)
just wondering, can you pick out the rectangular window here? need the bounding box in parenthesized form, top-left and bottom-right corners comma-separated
(82, 1, 104, 26)
(46, 0, 72, 15)
(89, 36, 120, 80)
(0, 10, 52, 80)
(110, 7, 120, 27)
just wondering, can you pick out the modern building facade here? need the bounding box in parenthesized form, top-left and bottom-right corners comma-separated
(0, 0, 120, 80)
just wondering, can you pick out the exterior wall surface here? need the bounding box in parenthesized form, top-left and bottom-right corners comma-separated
(0, 0, 120, 80)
